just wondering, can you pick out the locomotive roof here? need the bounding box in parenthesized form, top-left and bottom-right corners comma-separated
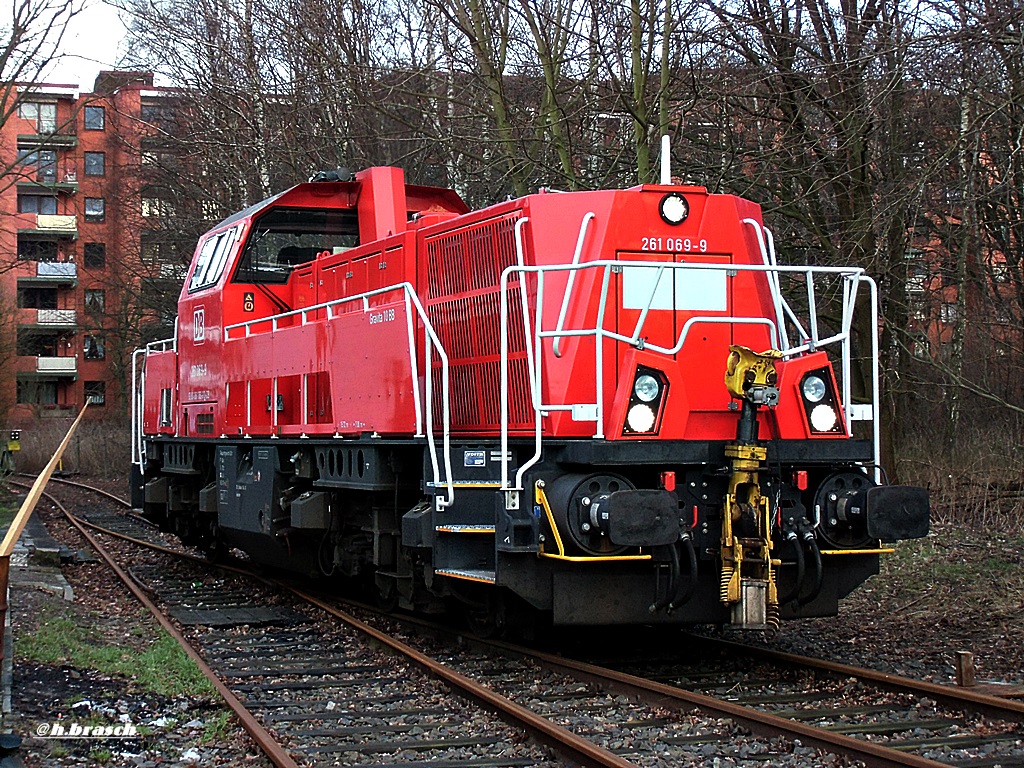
(210, 176, 469, 233)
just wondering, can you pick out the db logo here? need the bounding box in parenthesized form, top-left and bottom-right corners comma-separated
(193, 307, 206, 344)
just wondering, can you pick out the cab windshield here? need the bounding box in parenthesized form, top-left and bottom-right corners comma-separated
(234, 207, 359, 284)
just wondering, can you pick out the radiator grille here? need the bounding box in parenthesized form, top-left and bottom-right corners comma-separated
(425, 212, 533, 430)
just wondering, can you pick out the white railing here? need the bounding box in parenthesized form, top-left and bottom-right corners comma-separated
(499, 219, 881, 497)
(224, 283, 454, 508)
(36, 309, 76, 326)
(36, 356, 77, 373)
(132, 318, 180, 466)
(131, 348, 147, 466)
(35, 214, 77, 232)
(36, 261, 77, 279)
(132, 285, 455, 508)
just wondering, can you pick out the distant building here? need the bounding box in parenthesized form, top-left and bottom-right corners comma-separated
(0, 72, 180, 424)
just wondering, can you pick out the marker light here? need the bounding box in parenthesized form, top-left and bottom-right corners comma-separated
(659, 193, 689, 225)
(801, 375, 827, 403)
(810, 404, 838, 432)
(627, 403, 656, 433)
(633, 374, 661, 403)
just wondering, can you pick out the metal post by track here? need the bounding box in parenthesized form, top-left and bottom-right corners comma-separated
(0, 404, 90, 677)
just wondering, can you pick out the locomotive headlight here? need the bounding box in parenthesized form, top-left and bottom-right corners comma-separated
(633, 374, 660, 403)
(801, 375, 827, 403)
(810, 403, 838, 432)
(659, 193, 689, 225)
(627, 404, 656, 433)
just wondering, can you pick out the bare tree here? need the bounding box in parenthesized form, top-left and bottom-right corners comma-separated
(0, 0, 83, 197)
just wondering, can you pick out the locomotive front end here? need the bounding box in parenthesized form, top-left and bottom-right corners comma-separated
(478, 180, 932, 629)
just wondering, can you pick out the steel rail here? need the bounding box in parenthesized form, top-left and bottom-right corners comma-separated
(30, 480, 641, 768)
(18, 474, 131, 509)
(38, 479, 1021, 766)
(291, 588, 639, 768)
(28, 488, 301, 768)
(478, 637, 953, 768)
(684, 633, 1024, 722)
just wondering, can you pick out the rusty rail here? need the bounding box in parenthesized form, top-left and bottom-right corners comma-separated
(33, 487, 301, 768)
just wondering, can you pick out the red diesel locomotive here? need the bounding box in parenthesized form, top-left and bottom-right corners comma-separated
(131, 165, 928, 629)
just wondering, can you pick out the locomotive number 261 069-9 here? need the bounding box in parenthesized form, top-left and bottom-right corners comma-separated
(641, 237, 709, 252)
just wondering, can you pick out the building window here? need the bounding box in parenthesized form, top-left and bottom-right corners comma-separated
(84, 289, 105, 314)
(142, 197, 174, 218)
(17, 148, 57, 182)
(18, 286, 58, 309)
(141, 233, 180, 263)
(17, 238, 58, 261)
(17, 330, 59, 356)
(84, 106, 105, 130)
(84, 152, 105, 176)
(83, 242, 106, 268)
(19, 102, 57, 133)
(84, 380, 106, 406)
(941, 302, 959, 324)
(141, 102, 174, 125)
(84, 335, 105, 360)
(17, 379, 58, 406)
(18, 194, 57, 214)
(84, 198, 105, 222)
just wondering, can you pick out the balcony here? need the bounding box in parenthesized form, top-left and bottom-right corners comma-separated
(36, 357, 77, 376)
(35, 309, 77, 327)
(19, 214, 78, 240)
(37, 214, 77, 232)
(39, 404, 79, 418)
(37, 261, 77, 278)
(17, 262, 78, 287)
(17, 169, 78, 194)
(17, 133, 78, 148)
(159, 262, 188, 280)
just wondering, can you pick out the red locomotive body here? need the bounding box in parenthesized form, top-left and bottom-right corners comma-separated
(133, 166, 928, 628)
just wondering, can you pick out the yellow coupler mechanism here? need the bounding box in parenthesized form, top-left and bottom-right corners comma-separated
(721, 345, 783, 629)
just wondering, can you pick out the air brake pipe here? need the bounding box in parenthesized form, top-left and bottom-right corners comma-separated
(778, 533, 806, 606)
(799, 535, 824, 606)
(649, 544, 679, 613)
(669, 535, 698, 610)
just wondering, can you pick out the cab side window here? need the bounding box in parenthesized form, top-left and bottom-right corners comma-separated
(188, 225, 241, 293)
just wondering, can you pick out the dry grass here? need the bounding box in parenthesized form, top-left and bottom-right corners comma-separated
(897, 419, 1024, 534)
(10, 419, 132, 479)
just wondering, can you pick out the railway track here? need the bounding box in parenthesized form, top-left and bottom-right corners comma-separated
(12, 476, 1024, 767)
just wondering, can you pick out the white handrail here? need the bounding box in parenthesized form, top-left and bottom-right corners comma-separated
(139, 282, 456, 508)
(498, 257, 876, 492)
(130, 348, 146, 467)
(743, 218, 789, 350)
(552, 212, 596, 358)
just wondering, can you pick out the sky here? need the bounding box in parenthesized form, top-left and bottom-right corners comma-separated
(42, 0, 129, 91)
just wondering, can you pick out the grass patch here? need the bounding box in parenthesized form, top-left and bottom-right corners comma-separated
(17, 606, 215, 697)
(201, 711, 233, 743)
(858, 526, 1024, 618)
(0, 497, 18, 535)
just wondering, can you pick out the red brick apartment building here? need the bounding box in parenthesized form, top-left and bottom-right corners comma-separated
(0, 72, 178, 426)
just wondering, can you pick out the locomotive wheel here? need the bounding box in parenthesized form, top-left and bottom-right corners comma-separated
(464, 594, 505, 638)
(204, 535, 228, 562)
(375, 577, 400, 613)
